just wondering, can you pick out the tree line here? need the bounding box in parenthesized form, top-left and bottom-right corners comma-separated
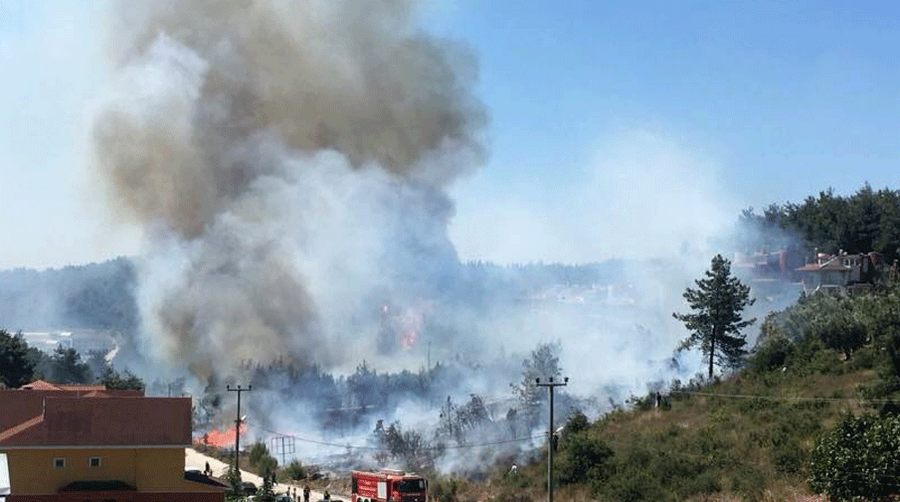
(0, 329, 143, 390)
(741, 184, 900, 262)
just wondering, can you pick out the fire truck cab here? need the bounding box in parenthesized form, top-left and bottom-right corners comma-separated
(351, 468, 427, 502)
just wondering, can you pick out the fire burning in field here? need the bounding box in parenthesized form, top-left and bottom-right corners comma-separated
(380, 303, 429, 351)
(196, 423, 246, 448)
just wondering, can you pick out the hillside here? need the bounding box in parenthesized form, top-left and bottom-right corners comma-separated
(0, 257, 138, 333)
(0, 257, 635, 341)
(426, 284, 900, 502)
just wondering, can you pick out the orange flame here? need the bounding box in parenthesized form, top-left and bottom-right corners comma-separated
(196, 423, 246, 448)
(400, 328, 418, 350)
(398, 308, 424, 350)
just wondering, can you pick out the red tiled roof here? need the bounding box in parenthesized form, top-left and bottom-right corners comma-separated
(20, 380, 107, 392)
(0, 392, 58, 431)
(20, 380, 62, 390)
(55, 384, 108, 392)
(0, 382, 143, 433)
(0, 397, 192, 447)
(0, 415, 43, 443)
(796, 259, 852, 272)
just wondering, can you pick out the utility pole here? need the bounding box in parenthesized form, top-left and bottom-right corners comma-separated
(536, 376, 568, 502)
(226, 384, 252, 475)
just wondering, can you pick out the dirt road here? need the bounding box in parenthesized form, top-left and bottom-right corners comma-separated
(185, 447, 344, 500)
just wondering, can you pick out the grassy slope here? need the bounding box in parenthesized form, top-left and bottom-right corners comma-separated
(587, 365, 876, 501)
(435, 345, 883, 502)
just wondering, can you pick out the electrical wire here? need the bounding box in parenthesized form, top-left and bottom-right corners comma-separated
(670, 390, 898, 405)
(600, 438, 900, 489)
(252, 424, 546, 452)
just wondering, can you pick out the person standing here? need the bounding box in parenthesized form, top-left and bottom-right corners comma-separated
(303, 484, 310, 502)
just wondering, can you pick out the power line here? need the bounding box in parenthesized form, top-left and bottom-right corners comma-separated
(226, 384, 252, 472)
(251, 424, 545, 452)
(670, 390, 898, 405)
(600, 439, 900, 489)
(536, 376, 568, 502)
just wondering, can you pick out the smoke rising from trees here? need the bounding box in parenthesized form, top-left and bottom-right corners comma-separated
(73, 1, 811, 472)
(91, 0, 486, 376)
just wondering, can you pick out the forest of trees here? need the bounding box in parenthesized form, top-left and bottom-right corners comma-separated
(0, 328, 143, 390)
(2, 183, 899, 500)
(741, 184, 900, 262)
(0, 257, 138, 333)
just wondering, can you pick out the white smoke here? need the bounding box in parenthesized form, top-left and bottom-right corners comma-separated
(84, 1, 794, 475)
(92, 0, 485, 378)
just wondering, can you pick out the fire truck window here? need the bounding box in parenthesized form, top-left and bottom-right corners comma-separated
(397, 479, 426, 492)
(352, 477, 358, 493)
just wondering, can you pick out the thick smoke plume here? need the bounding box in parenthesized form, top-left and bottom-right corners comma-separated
(83, 1, 803, 474)
(93, 0, 485, 377)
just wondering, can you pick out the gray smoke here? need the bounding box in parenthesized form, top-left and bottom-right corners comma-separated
(92, 0, 485, 378)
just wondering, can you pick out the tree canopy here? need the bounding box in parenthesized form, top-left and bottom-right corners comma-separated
(674, 255, 756, 378)
(809, 413, 900, 501)
(741, 184, 900, 262)
(42, 346, 93, 384)
(511, 342, 562, 426)
(100, 366, 145, 390)
(0, 329, 35, 388)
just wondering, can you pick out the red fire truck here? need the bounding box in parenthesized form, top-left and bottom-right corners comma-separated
(350, 469, 427, 502)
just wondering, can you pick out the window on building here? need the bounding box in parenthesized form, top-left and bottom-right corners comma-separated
(53, 457, 65, 469)
(89, 457, 101, 467)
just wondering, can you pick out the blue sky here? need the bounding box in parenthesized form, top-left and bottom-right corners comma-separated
(2, 1, 900, 268)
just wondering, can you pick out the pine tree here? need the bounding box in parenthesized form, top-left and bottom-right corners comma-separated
(100, 367, 145, 390)
(0, 329, 36, 388)
(225, 459, 244, 501)
(510, 342, 561, 426)
(673, 255, 756, 378)
(45, 346, 93, 384)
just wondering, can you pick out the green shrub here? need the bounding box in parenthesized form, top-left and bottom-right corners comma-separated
(282, 459, 306, 481)
(430, 477, 461, 502)
(248, 442, 269, 468)
(730, 465, 767, 502)
(810, 307, 867, 360)
(748, 336, 794, 373)
(557, 432, 612, 485)
(808, 413, 900, 501)
(788, 337, 839, 375)
(771, 437, 805, 474)
(596, 466, 668, 502)
(565, 410, 590, 435)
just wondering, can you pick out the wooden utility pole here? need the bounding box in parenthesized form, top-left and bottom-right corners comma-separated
(226, 384, 252, 474)
(536, 376, 568, 502)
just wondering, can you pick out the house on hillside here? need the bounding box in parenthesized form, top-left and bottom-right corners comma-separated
(796, 251, 884, 295)
(0, 380, 225, 502)
(734, 247, 806, 283)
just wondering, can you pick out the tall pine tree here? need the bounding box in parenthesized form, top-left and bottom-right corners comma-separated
(674, 255, 756, 378)
(0, 329, 36, 388)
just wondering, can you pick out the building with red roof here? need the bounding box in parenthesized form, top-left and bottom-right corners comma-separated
(0, 381, 225, 502)
(796, 251, 883, 294)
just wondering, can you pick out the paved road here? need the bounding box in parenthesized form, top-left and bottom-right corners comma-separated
(185, 447, 345, 501)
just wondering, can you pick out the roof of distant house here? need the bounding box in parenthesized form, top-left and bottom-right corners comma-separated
(20, 380, 107, 392)
(0, 396, 191, 448)
(796, 259, 852, 272)
(0, 381, 144, 432)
